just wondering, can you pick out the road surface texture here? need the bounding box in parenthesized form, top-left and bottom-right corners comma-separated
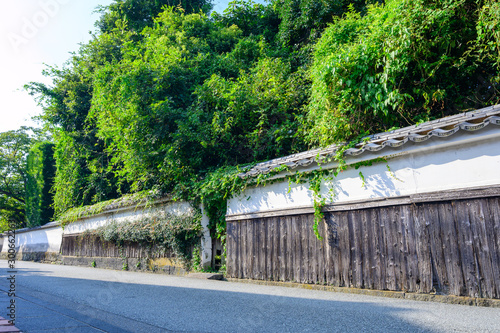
(1, 260, 499, 332)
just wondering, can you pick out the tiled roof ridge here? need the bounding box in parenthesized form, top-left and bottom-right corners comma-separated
(241, 104, 500, 177)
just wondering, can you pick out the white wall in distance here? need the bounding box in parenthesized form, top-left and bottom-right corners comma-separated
(1, 223, 63, 254)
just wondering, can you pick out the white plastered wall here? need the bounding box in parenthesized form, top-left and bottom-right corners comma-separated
(1, 222, 63, 255)
(227, 126, 500, 216)
(62, 199, 212, 268)
(2, 199, 213, 267)
(63, 200, 194, 235)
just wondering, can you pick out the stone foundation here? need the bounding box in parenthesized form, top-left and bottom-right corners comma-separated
(0, 251, 61, 263)
(61, 256, 188, 275)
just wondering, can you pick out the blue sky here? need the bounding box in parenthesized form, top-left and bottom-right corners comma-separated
(0, 0, 236, 133)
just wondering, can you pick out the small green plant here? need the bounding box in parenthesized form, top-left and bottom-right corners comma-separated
(359, 171, 366, 188)
(91, 260, 96, 268)
(386, 163, 404, 182)
(136, 261, 142, 269)
(192, 247, 201, 271)
(122, 262, 128, 271)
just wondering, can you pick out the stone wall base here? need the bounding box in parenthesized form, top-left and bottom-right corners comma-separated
(0, 251, 61, 263)
(227, 278, 500, 308)
(61, 256, 187, 275)
(0, 251, 188, 276)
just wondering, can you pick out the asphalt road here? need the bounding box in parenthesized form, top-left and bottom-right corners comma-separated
(1, 260, 500, 333)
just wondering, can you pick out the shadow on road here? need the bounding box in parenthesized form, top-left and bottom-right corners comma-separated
(1, 266, 442, 332)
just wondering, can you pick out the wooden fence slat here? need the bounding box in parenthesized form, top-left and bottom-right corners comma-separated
(338, 211, 350, 287)
(398, 206, 410, 292)
(227, 223, 233, 277)
(248, 219, 255, 280)
(426, 203, 448, 292)
(237, 221, 242, 278)
(258, 219, 266, 280)
(310, 214, 318, 285)
(469, 199, 496, 298)
(349, 211, 363, 289)
(439, 202, 464, 296)
(252, 219, 257, 279)
(259, 218, 265, 280)
(279, 216, 286, 282)
(317, 215, 326, 285)
(361, 209, 372, 289)
(226, 222, 234, 277)
(239, 220, 245, 279)
(273, 217, 281, 281)
(415, 204, 433, 293)
(454, 201, 480, 297)
(332, 212, 342, 286)
(286, 215, 293, 282)
(244, 220, 250, 279)
(293, 214, 301, 283)
(392, 206, 402, 291)
(392, 206, 404, 291)
(487, 198, 500, 298)
(303, 214, 311, 283)
(324, 215, 333, 285)
(301, 214, 309, 283)
(372, 209, 385, 291)
(380, 207, 396, 291)
(401, 206, 414, 292)
(266, 216, 273, 280)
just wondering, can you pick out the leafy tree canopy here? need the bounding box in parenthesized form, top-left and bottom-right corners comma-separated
(95, 0, 213, 34)
(89, 7, 309, 194)
(273, 0, 370, 47)
(308, 0, 500, 145)
(0, 128, 34, 231)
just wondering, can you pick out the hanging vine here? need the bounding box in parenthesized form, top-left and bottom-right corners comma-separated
(78, 210, 202, 269)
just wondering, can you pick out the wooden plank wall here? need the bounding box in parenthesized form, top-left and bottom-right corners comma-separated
(226, 197, 500, 299)
(61, 234, 174, 259)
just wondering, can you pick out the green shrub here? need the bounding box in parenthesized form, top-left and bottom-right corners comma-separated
(86, 211, 202, 269)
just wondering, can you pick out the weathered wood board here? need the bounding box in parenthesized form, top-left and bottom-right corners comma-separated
(61, 234, 174, 259)
(226, 197, 500, 299)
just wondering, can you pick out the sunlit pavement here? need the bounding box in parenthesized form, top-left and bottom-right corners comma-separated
(1, 260, 500, 332)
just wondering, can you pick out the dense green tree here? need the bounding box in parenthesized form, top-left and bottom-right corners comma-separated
(0, 128, 33, 231)
(91, 9, 223, 192)
(308, 0, 500, 145)
(27, 63, 122, 215)
(213, 0, 280, 41)
(96, 0, 213, 34)
(26, 13, 138, 214)
(273, 0, 369, 47)
(184, 57, 309, 169)
(89, 7, 307, 195)
(30, 1, 297, 212)
(25, 142, 56, 228)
